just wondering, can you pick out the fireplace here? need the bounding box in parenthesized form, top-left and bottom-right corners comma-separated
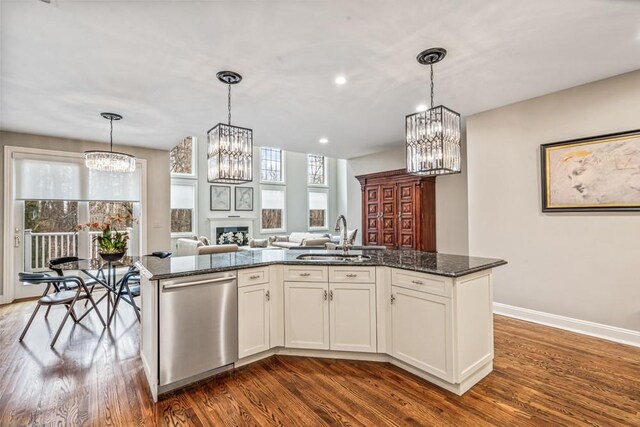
(216, 226, 249, 246)
(209, 218, 254, 247)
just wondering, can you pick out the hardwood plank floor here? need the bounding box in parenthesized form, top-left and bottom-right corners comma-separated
(1, 300, 638, 426)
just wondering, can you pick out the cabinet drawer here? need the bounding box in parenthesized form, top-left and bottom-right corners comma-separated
(391, 268, 452, 298)
(238, 267, 270, 287)
(284, 265, 328, 282)
(329, 266, 376, 283)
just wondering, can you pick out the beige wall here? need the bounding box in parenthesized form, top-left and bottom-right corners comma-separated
(0, 131, 171, 296)
(345, 136, 469, 255)
(467, 70, 640, 332)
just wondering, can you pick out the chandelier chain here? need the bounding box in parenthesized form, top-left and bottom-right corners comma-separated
(109, 117, 114, 152)
(228, 84, 232, 126)
(430, 64, 434, 109)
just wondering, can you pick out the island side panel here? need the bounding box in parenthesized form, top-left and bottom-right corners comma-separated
(454, 269, 494, 382)
(140, 274, 159, 402)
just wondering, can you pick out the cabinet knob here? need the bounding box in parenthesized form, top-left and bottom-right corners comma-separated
(346, 273, 358, 278)
(265, 290, 270, 301)
(249, 274, 260, 279)
(411, 280, 423, 285)
(323, 290, 328, 301)
(390, 294, 396, 305)
(329, 290, 334, 301)
(300, 272, 311, 277)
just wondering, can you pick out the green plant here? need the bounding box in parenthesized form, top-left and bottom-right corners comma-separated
(76, 210, 136, 254)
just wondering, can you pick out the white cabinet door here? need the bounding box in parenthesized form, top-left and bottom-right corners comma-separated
(329, 282, 377, 353)
(284, 282, 329, 350)
(238, 282, 270, 358)
(391, 285, 453, 382)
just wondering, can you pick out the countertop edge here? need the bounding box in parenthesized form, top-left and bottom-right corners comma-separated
(135, 259, 508, 282)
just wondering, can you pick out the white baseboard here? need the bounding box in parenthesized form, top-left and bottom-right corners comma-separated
(494, 302, 640, 348)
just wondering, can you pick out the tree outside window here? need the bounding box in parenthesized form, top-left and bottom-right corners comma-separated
(170, 136, 196, 176)
(308, 154, 326, 185)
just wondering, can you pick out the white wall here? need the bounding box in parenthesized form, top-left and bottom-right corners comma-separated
(194, 140, 340, 243)
(345, 138, 469, 254)
(467, 70, 640, 332)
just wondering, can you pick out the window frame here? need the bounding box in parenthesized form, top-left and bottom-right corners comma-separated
(260, 185, 287, 234)
(259, 147, 286, 185)
(170, 178, 198, 238)
(307, 154, 328, 187)
(307, 188, 329, 231)
(170, 136, 198, 179)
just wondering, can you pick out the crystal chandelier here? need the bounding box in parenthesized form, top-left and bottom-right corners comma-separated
(406, 48, 461, 176)
(207, 71, 253, 183)
(85, 113, 136, 173)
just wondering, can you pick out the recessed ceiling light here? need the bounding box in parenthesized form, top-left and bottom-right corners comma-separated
(319, 137, 329, 144)
(334, 75, 347, 85)
(416, 104, 428, 112)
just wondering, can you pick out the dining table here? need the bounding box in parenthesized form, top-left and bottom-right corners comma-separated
(53, 256, 140, 326)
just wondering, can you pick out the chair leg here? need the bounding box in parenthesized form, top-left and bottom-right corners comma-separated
(107, 291, 122, 327)
(50, 295, 80, 347)
(125, 283, 141, 322)
(44, 306, 52, 319)
(19, 303, 42, 342)
(83, 283, 106, 328)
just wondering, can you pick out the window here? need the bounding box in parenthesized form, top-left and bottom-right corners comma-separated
(261, 187, 286, 232)
(170, 136, 197, 177)
(307, 154, 326, 185)
(260, 147, 284, 182)
(308, 190, 328, 230)
(171, 181, 197, 235)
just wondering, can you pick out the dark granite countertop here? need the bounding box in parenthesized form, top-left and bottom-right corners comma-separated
(135, 249, 506, 281)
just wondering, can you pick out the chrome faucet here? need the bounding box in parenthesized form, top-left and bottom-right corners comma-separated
(334, 214, 350, 253)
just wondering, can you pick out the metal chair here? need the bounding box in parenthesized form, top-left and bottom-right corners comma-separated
(48, 256, 103, 311)
(18, 272, 106, 347)
(107, 270, 141, 325)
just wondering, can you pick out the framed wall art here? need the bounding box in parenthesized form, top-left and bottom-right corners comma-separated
(235, 187, 253, 211)
(210, 185, 231, 211)
(541, 129, 640, 212)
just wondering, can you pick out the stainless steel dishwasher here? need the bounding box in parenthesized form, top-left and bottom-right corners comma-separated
(159, 271, 238, 387)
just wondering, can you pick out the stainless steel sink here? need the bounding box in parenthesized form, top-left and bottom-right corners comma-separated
(296, 253, 372, 263)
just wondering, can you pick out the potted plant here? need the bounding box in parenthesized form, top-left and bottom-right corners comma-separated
(76, 210, 136, 262)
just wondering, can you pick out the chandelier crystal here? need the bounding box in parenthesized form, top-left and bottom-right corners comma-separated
(85, 113, 136, 173)
(406, 48, 461, 176)
(208, 71, 253, 184)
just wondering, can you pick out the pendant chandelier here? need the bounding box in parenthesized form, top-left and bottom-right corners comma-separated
(85, 113, 136, 173)
(207, 71, 253, 183)
(406, 48, 461, 176)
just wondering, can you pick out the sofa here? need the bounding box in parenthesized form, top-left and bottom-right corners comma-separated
(268, 232, 332, 249)
(176, 236, 239, 256)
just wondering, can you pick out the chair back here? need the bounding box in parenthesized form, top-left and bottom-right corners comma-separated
(48, 256, 85, 276)
(18, 272, 50, 283)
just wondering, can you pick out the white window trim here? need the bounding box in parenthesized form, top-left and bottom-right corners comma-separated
(170, 178, 198, 238)
(259, 148, 286, 185)
(2, 145, 148, 304)
(307, 188, 329, 231)
(170, 136, 198, 179)
(307, 154, 328, 188)
(260, 185, 287, 234)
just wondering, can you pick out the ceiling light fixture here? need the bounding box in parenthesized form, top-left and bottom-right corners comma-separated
(319, 137, 329, 144)
(334, 75, 347, 85)
(207, 71, 253, 184)
(85, 113, 136, 173)
(406, 47, 461, 176)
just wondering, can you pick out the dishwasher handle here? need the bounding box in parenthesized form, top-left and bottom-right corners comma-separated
(162, 276, 235, 290)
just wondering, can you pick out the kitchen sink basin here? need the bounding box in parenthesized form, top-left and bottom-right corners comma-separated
(296, 253, 372, 263)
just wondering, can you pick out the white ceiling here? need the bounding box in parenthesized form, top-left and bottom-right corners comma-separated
(1, 0, 639, 159)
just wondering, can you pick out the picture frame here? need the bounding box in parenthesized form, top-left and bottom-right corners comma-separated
(541, 129, 640, 212)
(210, 185, 231, 211)
(234, 187, 253, 211)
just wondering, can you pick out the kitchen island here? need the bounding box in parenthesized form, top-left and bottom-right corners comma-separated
(136, 249, 506, 402)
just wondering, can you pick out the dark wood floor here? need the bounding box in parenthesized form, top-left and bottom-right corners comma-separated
(0, 300, 638, 426)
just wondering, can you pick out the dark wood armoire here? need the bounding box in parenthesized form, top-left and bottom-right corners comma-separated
(355, 169, 436, 252)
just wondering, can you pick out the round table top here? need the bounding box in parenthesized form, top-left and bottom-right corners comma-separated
(53, 256, 138, 271)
